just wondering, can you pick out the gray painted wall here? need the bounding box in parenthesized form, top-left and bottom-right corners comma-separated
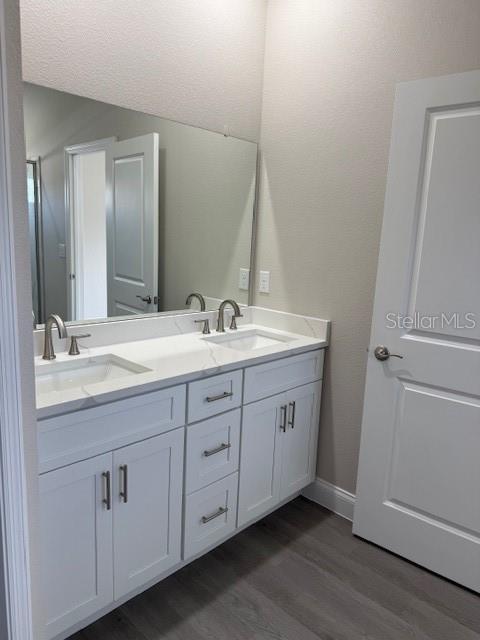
(24, 83, 256, 321)
(256, 0, 480, 493)
(19, 0, 480, 497)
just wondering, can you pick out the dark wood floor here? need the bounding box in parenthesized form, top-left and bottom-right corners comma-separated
(71, 497, 480, 640)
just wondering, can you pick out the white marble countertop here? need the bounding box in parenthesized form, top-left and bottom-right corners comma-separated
(35, 323, 328, 420)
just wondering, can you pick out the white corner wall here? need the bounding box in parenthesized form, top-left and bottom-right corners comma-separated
(256, 0, 480, 493)
(20, 0, 267, 141)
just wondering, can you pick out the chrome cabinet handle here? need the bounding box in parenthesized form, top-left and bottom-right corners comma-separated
(280, 404, 287, 432)
(119, 465, 128, 503)
(203, 442, 231, 457)
(205, 391, 233, 403)
(102, 471, 111, 511)
(136, 294, 152, 304)
(288, 401, 296, 429)
(374, 345, 403, 361)
(201, 506, 228, 524)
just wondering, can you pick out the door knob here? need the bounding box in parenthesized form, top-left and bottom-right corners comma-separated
(374, 345, 403, 361)
(136, 294, 152, 304)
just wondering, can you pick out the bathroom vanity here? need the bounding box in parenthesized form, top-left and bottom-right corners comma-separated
(35, 309, 329, 640)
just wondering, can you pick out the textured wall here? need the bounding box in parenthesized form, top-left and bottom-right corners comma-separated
(256, 0, 480, 493)
(20, 0, 267, 141)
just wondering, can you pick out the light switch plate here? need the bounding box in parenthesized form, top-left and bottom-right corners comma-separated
(258, 270, 270, 294)
(58, 243, 66, 258)
(239, 268, 250, 291)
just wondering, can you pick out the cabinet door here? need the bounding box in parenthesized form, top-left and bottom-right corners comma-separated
(39, 453, 113, 639)
(113, 429, 184, 599)
(238, 393, 285, 527)
(280, 382, 322, 500)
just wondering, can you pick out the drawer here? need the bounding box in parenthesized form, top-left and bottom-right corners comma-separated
(183, 473, 238, 560)
(38, 385, 186, 473)
(188, 370, 242, 423)
(185, 409, 240, 493)
(243, 350, 324, 404)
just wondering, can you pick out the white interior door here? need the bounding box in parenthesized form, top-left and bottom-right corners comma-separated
(106, 133, 159, 316)
(354, 70, 480, 592)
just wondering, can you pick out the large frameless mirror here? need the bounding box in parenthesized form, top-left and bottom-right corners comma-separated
(24, 83, 257, 326)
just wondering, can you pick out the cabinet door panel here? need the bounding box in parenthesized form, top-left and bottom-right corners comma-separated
(113, 429, 184, 599)
(40, 453, 113, 639)
(185, 409, 241, 493)
(281, 382, 321, 500)
(238, 393, 285, 527)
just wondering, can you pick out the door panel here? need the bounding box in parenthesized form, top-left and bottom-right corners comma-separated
(106, 133, 159, 316)
(113, 429, 183, 600)
(39, 454, 113, 639)
(280, 382, 321, 500)
(409, 108, 480, 341)
(387, 382, 480, 535)
(354, 70, 480, 592)
(238, 393, 284, 527)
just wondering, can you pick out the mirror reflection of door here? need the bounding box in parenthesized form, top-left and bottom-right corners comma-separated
(26, 159, 44, 325)
(66, 134, 159, 321)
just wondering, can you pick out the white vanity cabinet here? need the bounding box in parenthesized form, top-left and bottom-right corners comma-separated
(112, 429, 184, 599)
(38, 348, 325, 640)
(237, 381, 321, 527)
(39, 453, 114, 640)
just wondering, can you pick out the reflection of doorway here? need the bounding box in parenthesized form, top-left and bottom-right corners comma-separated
(65, 138, 115, 320)
(26, 158, 44, 324)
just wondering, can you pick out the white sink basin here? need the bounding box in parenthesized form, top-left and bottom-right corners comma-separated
(35, 355, 151, 395)
(203, 328, 295, 352)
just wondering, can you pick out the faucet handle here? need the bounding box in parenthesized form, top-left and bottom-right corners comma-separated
(229, 313, 243, 330)
(68, 333, 91, 356)
(194, 318, 211, 335)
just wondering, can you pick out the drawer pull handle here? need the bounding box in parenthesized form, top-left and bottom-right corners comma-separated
(280, 404, 287, 432)
(204, 442, 231, 457)
(102, 471, 111, 511)
(205, 391, 233, 403)
(119, 464, 128, 503)
(201, 506, 229, 524)
(288, 401, 296, 429)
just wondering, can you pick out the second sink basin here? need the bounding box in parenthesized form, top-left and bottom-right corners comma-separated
(35, 354, 151, 395)
(203, 328, 295, 352)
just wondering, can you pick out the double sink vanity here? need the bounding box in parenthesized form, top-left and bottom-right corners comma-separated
(34, 306, 329, 640)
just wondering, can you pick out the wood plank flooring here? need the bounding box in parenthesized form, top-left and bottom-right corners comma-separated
(71, 497, 480, 640)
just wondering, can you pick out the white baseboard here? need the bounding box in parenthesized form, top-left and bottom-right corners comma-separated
(302, 477, 356, 522)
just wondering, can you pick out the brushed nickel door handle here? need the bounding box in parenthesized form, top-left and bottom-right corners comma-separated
(280, 404, 287, 432)
(374, 345, 403, 361)
(203, 443, 231, 457)
(136, 294, 152, 304)
(288, 401, 296, 429)
(119, 464, 128, 503)
(102, 471, 111, 511)
(205, 391, 233, 403)
(201, 506, 228, 524)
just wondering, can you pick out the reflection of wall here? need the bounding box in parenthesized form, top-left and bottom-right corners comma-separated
(23, 83, 256, 319)
(256, 0, 480, 494)
(20, 0, 267, 141)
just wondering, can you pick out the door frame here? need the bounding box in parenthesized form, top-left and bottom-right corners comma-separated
(0, 0, 37, 638)
(64, 137, 116, 319)
(26, 156, 45, 324)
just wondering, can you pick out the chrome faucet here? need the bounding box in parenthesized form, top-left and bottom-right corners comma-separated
(216, 299, 243, 332)
(42, 314, 68, 360)
(185, 292, 206, 311)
